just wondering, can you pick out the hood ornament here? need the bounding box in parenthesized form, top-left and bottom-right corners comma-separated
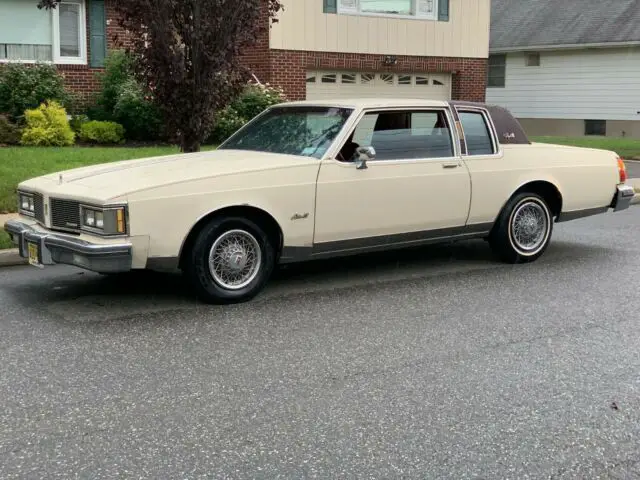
(59, 174, 63, 185)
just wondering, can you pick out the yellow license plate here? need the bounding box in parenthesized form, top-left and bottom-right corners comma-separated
(27, 242, 42, 267)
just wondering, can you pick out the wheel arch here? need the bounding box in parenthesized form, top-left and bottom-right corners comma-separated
(506, 180, 563, 218)
(178, 205, 284, 270)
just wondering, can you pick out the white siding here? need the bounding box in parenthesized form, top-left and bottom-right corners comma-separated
(486, 47, 640, 121)
(269, 0, 490, 59)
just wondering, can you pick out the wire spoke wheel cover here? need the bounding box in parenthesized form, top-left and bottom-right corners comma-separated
(508, 199, 550, 255)
(208, 229, 262, 290)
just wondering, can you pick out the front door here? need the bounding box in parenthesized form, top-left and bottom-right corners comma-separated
(313, 108, 473, 251)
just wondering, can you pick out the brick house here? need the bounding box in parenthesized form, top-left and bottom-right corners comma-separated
(244, 0, 490, 102)
(1, 0, 490, 104)
(0, 0, 125, 101)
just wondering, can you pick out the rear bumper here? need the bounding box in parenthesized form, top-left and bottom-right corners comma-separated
(4, 219, 132, 273)
(611, 184, 636, 212)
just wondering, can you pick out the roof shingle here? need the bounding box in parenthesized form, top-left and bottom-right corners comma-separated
(490, 0, 640, 51)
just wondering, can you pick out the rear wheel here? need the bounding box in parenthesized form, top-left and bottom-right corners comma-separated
(184, 216, 275, 304)
(489, 192, 553, 264)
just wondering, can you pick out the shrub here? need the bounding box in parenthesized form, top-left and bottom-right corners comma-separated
(90, 50, 135, 121)
(69, 114, 89, 134)
(0, 115, 22, 145)
(113, 79, 162, 141)
(87, 50, 163, 141)
(207, 106, 248, 145)
(207, 83, 285, 144)
(232, 83, 286, 121)
(79, 120, 125, 144)
(21, 101, 75, 147)
(0, 63, 70, 121)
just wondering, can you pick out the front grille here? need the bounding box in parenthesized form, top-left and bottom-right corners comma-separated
(33, 193, 45, 224)
(50, 198, 81, 232)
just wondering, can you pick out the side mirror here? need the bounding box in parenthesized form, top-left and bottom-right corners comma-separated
(355, 146, 376, 170)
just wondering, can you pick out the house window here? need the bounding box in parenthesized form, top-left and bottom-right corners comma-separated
(525, 52, 540, 67)
(585, 120, 606, 136)
(488, 54, 506, 88)
(0, 0, 86, 65)
(338, 0, 438, 20)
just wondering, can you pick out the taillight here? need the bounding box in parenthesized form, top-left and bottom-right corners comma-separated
(618, 157, 627, 184)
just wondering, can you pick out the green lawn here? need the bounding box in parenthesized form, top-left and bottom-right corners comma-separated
(0, 146, 215, 214)
(531, 136, 640, 160)
(0, 229, 13, 250)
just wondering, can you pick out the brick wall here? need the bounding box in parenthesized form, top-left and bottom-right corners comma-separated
(257, 50, 488, 102)
(241, 1, 488, 102)
(240, 3, 272, 84)
(56, 0, 129, 104)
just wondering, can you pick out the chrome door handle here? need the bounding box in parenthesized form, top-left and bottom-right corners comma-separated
(442, 163, 460, 169)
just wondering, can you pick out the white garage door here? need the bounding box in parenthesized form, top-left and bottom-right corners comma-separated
(306, 71, 451, 101)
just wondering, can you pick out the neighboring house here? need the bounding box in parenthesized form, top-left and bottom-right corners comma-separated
(0, 0, 125, 100)
(487, 0, 640, 138)
(244, 0, 490, 102)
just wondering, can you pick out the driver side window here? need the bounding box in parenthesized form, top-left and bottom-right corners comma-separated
(338, 109, 454, 162)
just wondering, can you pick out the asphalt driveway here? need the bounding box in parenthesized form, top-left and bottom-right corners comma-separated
(0, 208, 639, 478)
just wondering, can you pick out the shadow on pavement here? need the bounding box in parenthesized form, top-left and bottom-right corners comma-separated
(4, 237, 618, 312)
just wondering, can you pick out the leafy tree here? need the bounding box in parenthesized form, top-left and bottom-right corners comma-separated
(38, 0, 283, 152)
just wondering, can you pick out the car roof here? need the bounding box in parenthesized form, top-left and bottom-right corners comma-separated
(277, 98, 452, 109)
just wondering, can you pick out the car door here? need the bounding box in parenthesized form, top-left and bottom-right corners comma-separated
(453, 106, 508, 226)
(313, 108, 472, 251)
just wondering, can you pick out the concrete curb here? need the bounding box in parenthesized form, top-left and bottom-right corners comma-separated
(0, 249, 26, 268)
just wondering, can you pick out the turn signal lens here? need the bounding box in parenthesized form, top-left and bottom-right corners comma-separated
(116, 209, 125, 234)
(618, 157, 627, 184)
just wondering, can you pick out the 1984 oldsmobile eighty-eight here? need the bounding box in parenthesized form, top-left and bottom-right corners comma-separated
(5, 99, 635, 304)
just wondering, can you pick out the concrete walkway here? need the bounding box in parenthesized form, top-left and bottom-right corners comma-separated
(0, 213, 18, 226)
(0, 213, 24, 267)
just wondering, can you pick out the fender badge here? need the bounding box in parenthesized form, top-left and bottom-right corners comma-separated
(291, 213, 309, 221)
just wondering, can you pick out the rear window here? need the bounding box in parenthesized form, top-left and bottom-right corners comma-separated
(458, 111, 496, 156)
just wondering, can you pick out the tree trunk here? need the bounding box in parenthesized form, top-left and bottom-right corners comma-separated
(181, 138, 201, 153)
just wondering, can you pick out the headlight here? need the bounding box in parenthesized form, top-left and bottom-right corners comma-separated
(80, 205, 127, 235)
(18, 192, 35, 216)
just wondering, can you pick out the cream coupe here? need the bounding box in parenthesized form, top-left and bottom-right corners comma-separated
(5, 99, 635, 303)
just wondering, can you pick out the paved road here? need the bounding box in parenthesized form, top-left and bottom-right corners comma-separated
(625, 160, 640, 179)
(1, 209, 640, 479)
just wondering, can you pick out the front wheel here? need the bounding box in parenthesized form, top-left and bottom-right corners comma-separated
(184, 217, 275, 304)
(489, 192, 553, 264)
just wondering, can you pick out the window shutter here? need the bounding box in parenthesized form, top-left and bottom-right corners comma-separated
(89, 0, 107, 67)
(438, 0, 450, 21)
(323, 0, 337, 14)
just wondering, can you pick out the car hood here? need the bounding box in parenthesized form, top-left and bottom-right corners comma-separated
(19, 149, 318, 202)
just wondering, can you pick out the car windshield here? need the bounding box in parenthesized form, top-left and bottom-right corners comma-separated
(219, 106, 354, 159)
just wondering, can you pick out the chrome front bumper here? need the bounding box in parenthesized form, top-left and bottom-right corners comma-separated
(612, 184, 636, 212)
(4, 220, 132, 273)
